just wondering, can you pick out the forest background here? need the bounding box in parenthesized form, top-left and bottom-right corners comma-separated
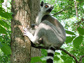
(0, 0, 84, 63)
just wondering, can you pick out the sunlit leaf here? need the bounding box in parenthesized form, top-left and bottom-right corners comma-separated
(0, 7, 12, 19)
(54, 52, 60, 55)
(77, 27, 84, 35)
(0, 25, 7, 34)
(1, 43, 11, 55)
(0, 20, 10, 29)
(73, 36, 83, 48)
(65, 30, 75, 35)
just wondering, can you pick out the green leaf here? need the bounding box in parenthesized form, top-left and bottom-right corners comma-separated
(31, 56, 42, 63)
(0, 42, 3, 48)
(0, 25, 7, 34)
(77, 27, 84, 35)
(65, 30, 75, 35)
(61, 51, 67, 55)
(61, 56, 67, 61)
(0, 0, 4, 3)
(61, 55, 73, 63)
(1, 43, 11, 55)
(41, 49, 47, 56)
(0, 36, 3, 42)
(54, 52, 60, 55)
(73, 36, 83, 48)
(66, 36, 75, 43)
(0, 20, 10, 29)
(54, 56, 60, 61)
(64, 58, 73, 63)
(0, 8, 12, 19)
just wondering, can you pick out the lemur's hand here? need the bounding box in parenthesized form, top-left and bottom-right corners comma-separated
(31, 24, 38, 29)
(23, 28, 30, 37)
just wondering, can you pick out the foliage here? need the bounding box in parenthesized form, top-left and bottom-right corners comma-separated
(0, 0, 11, 63)
(0, 0, 84, 63)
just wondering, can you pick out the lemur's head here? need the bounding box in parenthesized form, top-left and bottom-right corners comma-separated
(40, 1, 54, 14)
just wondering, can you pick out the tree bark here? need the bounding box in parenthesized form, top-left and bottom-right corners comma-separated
(29, 0, 41, 58)
(11, 0, 41, 63)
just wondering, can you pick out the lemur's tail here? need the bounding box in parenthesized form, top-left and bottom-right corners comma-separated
(47, 47, 55, 63)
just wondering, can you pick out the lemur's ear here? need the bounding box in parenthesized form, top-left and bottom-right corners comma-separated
(40, 1, 44, 7)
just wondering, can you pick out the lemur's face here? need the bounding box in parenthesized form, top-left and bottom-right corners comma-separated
(40, 1, 54, 14)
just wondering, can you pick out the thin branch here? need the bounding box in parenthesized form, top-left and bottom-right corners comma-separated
(52, 9, 65, 15)
(31, 43, 79, 63)
(52, 6, 72, 16)
(59, 48, 79, 63)
(74, 0, 78, 18)
(79, 55, 84, 63)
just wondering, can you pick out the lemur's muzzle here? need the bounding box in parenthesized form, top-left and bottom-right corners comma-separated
(51, 6, 54, 9)
(46, 6, 54, 12)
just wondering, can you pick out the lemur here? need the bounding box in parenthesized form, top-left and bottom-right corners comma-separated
(24, 1, 66, 63)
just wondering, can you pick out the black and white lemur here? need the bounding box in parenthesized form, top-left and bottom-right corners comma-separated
(24, 1, 66, 63)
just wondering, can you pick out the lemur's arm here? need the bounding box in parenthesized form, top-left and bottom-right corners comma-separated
(24, 25, 44, 44)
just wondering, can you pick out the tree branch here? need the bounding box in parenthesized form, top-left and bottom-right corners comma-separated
(59, 48, 79, 63)
(52, 9, 65, 15)
(31, 43, 79, 63)
(52, 1, 76, 16)
(79, 55, 84, 63)
(52, 6, 72, 16)
(74, 0, 78, 18)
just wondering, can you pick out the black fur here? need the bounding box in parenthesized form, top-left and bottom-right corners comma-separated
(47, 47, 55, 63)
(40, 1, 44, 7)
(47, 53, 54, 57)
(41, 15, 49, 21)
(50, 47, 55, 51)
(46, 7, 53, 12)
(47, 58, 53, 63)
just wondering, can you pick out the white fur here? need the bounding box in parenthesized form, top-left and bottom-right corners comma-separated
(47, 49, 55, 54)
(24, 28, 38, 43)
(36, 12, 44, 25)
(46, 56, 54, 60)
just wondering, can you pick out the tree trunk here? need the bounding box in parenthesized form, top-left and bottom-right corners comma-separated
(29, 0, 41, 58)
(11, 0, 41, 63)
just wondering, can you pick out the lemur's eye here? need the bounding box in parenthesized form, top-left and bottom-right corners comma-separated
(45, 5, 48, 8)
